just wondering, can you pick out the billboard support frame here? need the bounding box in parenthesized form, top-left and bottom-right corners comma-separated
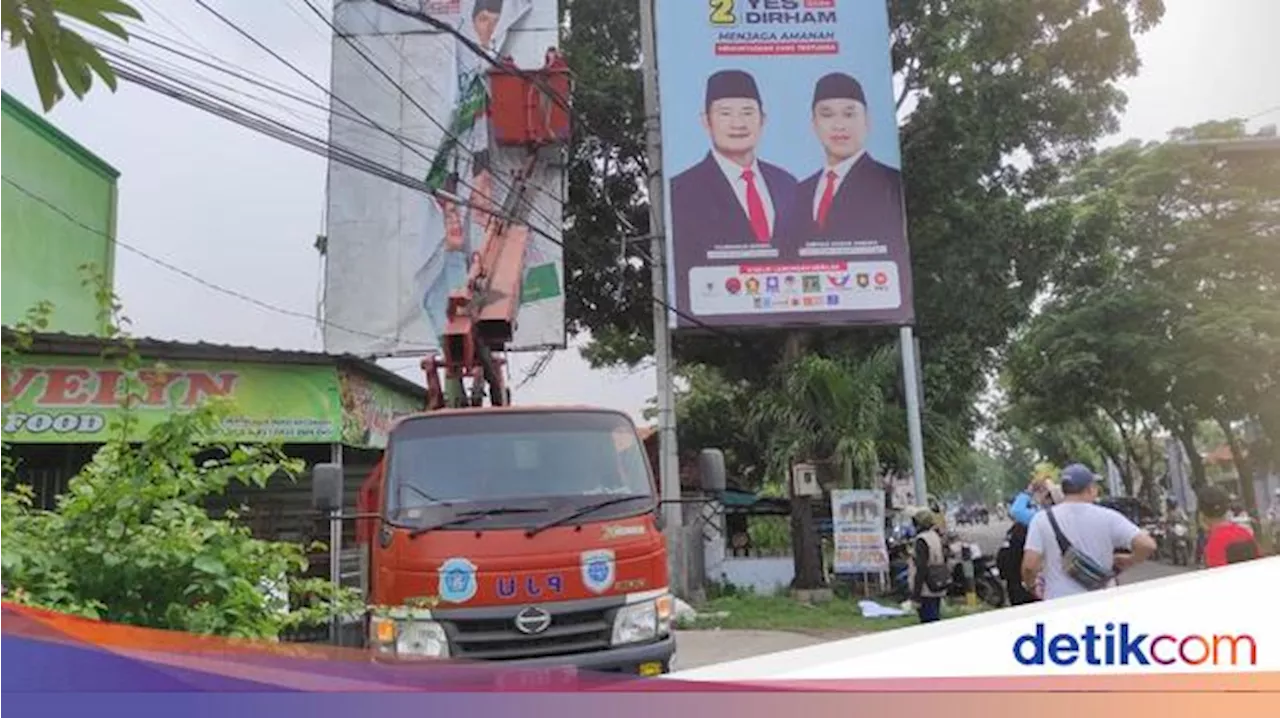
(900, 325, 927, 504)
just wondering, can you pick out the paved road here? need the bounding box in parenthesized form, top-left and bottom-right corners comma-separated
(672, 519, 1194, 672)
(673, 630, 830, 672)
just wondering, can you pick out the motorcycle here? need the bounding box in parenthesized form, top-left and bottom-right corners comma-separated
(1144, 521, 1167, 561)
(1170, 521, 1191, 566)
(947, 539, 1006, 608)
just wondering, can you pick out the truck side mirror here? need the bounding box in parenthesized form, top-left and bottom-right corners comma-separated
(312, 462, 344, 513)
(698, 448, 726, 494)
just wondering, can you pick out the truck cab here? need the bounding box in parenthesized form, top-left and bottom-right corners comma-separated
(312, 405, 724, 676)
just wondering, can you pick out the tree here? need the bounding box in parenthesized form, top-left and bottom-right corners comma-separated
(656, 363, 766, 491)
(563, 0, 1166, 441)
(1001, 120, 1280, 507)
(1, 0, 141, 111)
(747, 344, 967, 588)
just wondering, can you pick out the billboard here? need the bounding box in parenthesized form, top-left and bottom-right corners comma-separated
(1, 355, 341, 444)
(323, 0, 565, 356)
(655, 0, 913, 329)
(2, 92, 119, 336)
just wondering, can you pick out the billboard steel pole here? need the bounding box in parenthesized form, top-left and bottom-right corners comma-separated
(639, 0, 685, 598)
(901, 326, 927, 503)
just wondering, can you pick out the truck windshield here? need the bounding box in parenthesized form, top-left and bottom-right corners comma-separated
(386, 411, 654, 512)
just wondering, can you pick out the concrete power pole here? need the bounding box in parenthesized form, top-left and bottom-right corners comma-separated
(637, 0, 686, 598)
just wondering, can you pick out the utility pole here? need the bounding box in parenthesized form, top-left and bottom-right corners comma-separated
(637, 0, 685, 598)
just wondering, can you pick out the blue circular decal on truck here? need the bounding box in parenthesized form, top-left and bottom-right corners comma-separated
(438, 557, 478, 603)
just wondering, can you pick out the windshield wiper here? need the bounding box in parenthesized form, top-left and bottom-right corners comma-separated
(409, 507, 546, 538)
(398, 482, 449, 508)
(525, 495, 652, 537)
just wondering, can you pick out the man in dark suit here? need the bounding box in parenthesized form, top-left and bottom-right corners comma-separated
(778, 72, 908, 267)
(668, 69, 798, 316)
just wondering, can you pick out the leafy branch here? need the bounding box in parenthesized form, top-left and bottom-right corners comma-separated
(1, 0, 143, 111)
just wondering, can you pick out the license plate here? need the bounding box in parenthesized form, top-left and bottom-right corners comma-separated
(638, 661, 664, 677)
(493, 666, 578, 690)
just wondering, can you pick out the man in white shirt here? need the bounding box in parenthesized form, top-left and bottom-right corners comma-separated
(1021, 464, 1157, 600)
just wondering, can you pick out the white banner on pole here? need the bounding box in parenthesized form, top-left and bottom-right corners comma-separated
(831, 489, 888, 574)
(322, 0, 565, 356)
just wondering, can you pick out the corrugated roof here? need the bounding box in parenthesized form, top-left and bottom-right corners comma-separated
(1, 329, 426, 401)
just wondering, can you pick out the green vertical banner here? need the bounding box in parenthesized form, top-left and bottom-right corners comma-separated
(2, 355, 342, 443)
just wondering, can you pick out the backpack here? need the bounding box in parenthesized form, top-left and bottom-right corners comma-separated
(997, 520, 1028, 580)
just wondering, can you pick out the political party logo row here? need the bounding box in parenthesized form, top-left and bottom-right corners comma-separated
(688, 261, 901, 316)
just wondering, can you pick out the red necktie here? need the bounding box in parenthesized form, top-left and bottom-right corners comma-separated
(741, 169, 770, 243)
(816, 169, 838, 229)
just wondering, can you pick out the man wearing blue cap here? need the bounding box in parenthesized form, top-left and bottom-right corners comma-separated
(1021, 464, 1157, 600)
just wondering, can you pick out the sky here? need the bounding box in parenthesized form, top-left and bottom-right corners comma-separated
(2, 0, 1278, 426)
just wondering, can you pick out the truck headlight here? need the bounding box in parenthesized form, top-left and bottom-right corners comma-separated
(370, 615, 450, 659)
(611, 594, 674, 646)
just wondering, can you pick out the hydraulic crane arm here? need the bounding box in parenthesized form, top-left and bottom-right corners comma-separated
(422, 49, 570, 411)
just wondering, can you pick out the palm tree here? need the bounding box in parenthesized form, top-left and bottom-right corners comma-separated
(753, 345, 901, 491)
(751, 344, 973, 590)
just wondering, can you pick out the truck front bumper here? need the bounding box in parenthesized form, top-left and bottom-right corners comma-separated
(506, 634, 676, 675)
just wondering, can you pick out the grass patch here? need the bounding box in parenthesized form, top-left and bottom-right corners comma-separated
(681, 594, 987, 635)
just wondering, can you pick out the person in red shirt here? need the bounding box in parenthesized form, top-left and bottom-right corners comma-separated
(1198, 486, 1261, 568)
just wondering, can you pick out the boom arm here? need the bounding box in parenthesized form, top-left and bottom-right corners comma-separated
(423, 152, 537, 410)
(422, 50, 570, 411)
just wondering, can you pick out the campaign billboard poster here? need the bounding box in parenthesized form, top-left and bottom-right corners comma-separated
(655, 0, 914, 330)
(323, 0, 565, 356)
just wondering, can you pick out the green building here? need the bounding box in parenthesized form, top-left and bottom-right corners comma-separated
(2, 92, 119, 335)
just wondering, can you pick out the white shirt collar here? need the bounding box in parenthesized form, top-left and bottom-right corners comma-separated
(823, 150, 865, 183)
(712, 150, 763, 183)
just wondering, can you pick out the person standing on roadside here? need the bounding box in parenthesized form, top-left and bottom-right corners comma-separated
(999, 477, 1060, 605)
(1021, 464, 1157, 600)
(908, 509, 949, 623)
(1199, 486, 1260, 567)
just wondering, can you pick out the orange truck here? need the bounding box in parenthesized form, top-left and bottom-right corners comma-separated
(307, 56, 725, 674)
(311, 407, 723, 675)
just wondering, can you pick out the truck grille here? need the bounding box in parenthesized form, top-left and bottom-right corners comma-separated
(443, 605, 614, 661)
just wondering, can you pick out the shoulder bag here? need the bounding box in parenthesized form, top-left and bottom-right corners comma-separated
(1045, 507, 1113, 591)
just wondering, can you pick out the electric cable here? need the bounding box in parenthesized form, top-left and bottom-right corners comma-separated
(102, 58, 760, 350)
(79, 7, 776, 364)
(1, 176, 435, 349)
(199, 0, 566, 242)
(296, 0, 565, 215)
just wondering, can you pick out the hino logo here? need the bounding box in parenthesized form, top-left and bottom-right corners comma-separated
(514, 607, 552, 635)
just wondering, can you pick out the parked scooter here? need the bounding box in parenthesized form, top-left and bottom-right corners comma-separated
(945, 533, 1006, 608)
(1169, 520, 1191, 566)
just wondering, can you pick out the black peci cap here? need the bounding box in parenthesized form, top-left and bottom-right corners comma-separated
(812, 72, 866, 109)
(705, 69, 762, 113)
(473, 0, 503, 17)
